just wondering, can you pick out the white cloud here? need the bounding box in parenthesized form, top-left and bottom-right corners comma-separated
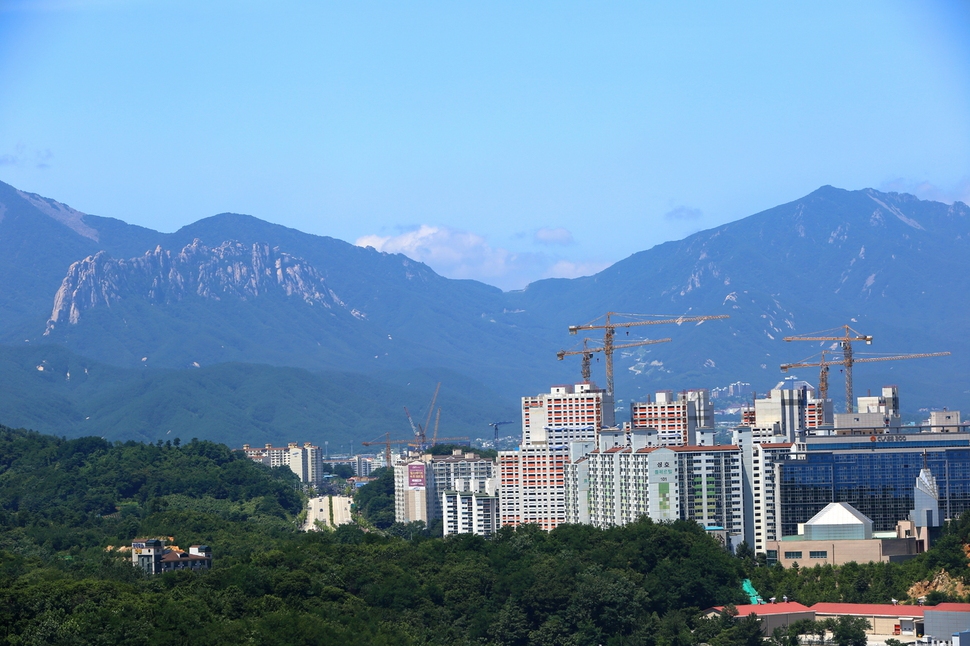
(880, 177, 970, 205)
(356, 225, 610, 290)
(533, 227, 574, 246)
(544, 259, 611, 280)
(664, 205, 703, 220)
(357, 225, 540, 289)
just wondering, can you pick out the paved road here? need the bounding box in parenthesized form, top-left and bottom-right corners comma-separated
(304, 496, 354, 530)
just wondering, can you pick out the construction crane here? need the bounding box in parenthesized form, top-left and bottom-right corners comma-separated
(558, 336, 672, 383)
(489, 421, 514, 444)
(781, 350, 951, 404)
(565, 312, 730, 405)
(361, 433, 412, 469)
(431, 408, 442, 446)
(422, 383, 441, 444)
(362, 430, 472, 467)
(403, 406, 420, 438)
(403, 382, 442, 449)
(783, 325, 873, 412)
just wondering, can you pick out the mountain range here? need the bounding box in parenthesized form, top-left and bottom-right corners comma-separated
(1, 179, 967, 446)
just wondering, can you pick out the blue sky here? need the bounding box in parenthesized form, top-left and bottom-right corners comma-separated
(1, 1, 968, 290)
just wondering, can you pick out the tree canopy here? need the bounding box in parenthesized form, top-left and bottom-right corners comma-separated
(4, 423, 970, 644)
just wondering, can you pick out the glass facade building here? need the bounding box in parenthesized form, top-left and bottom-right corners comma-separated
(778, 433, 970, 536)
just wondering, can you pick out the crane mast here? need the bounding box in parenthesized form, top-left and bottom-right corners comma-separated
(783, 325, 872, 413)
(431, 408, 442, 446)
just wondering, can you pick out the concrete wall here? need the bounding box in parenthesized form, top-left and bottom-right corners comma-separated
(766, 537, 918, 567)
(925, 609, 970, 641)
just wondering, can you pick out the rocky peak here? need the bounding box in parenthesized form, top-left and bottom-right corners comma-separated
(45, 239, 351, 334)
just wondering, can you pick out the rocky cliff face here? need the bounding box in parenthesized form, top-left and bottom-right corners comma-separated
(45, 239, 351, 334)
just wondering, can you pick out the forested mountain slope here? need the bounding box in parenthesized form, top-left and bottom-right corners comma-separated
(3, 425, 970, 644)
(1, 180, 966, 447)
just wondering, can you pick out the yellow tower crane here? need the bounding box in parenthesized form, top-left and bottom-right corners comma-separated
(564, 312, 730, 405)
(780, 350, 951, 404)
(783, 325, 873, 413)
(361, 433, 411, 470)
(362, 430, 471, 468)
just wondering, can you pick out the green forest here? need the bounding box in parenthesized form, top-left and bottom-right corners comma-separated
(2, 425, 970, 645)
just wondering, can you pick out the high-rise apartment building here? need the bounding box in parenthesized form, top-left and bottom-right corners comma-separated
(570, 430, 744, 538)
(674, 445, 745, 535)
(731, 427, 794, 553)
(564, 441, 595, 524)
(745, 378, 832, 440)
(443, 489, 500, 537)
(630, 389, 712, 446)
(241, 442, 325, 487)
(521, 383, 604, 448)
(394, 450, 496, 526)
(498, 445, 569, 531)
(582, 444, 682, 529)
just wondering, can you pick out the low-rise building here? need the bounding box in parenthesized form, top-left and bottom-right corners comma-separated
(764, 502, 921, 567)
(812, 603, 925, 639)
(924, 603, 970, 642)
(131, 538, 211, 574)
(709, 602, 958, 640)
(704, 602, 814, 636)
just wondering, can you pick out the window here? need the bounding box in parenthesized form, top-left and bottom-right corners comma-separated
(784, 551, 802, 560)
(809, 551, 827, 559)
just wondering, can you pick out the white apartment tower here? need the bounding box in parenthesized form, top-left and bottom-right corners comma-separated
(673, 445, 745, 535)
(583, 444, 682, 529)
(394, 451, 496, 526)
(748, 378, 832, 440)
(573, 431, 744, 537)
(732, 425, 795, 553)
(241, 442, 325, 487)
(443, 490, 500, 537)
(563, 441, 595, 525)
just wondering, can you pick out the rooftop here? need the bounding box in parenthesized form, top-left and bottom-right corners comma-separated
(806, 502, 872, 527)
(812, 603, 925, 617)
(710, 602, 811, 616)
(669, 444, 740, 452)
